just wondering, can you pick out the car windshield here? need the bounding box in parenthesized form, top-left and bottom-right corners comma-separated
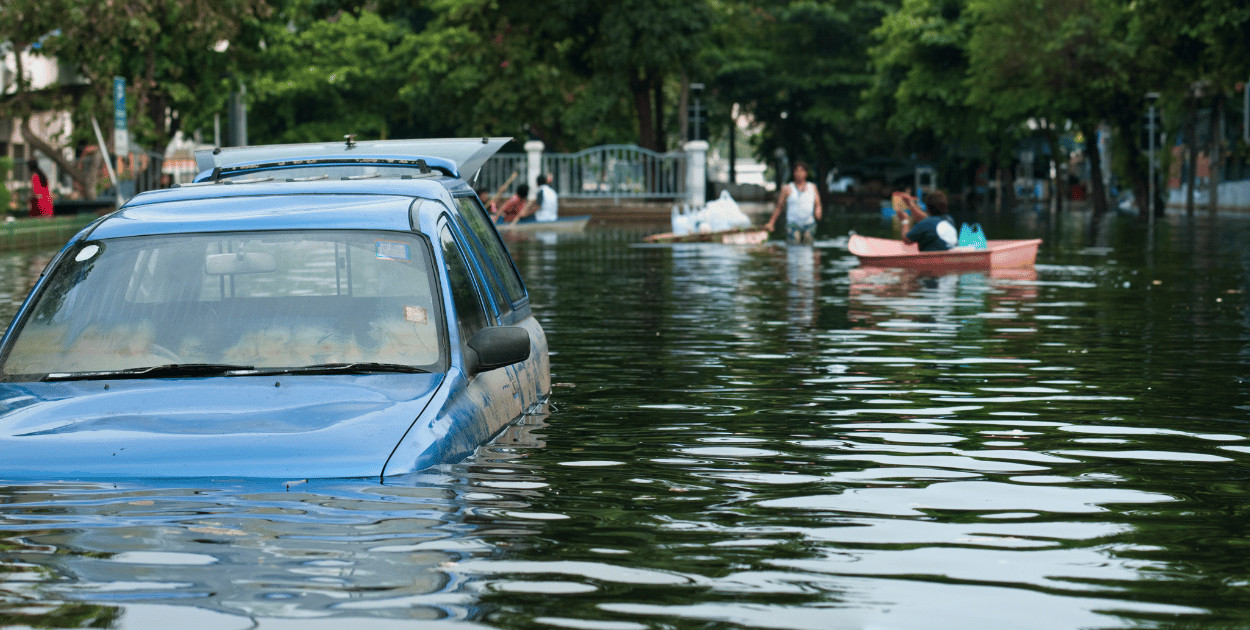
(1, 230, 445, 379)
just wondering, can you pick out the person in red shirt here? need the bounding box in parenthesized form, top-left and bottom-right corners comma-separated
(27, 159, 54, 218)
(496, 183, 531, 224)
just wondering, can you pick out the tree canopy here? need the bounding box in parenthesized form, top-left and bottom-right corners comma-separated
(1, 0, 1246, 206)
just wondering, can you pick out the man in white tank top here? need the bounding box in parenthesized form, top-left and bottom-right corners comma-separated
(764, 161, 822, 244)
(534, 173, 559, 222)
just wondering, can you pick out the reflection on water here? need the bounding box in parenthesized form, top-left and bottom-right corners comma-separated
(0, 415, 551, 627)
(4, 211, 1250, 627)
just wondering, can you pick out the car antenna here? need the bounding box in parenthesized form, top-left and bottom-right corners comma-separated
(344, 134, 357, 149)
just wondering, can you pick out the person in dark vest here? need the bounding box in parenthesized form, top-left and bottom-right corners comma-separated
(898, 189, 956, 251)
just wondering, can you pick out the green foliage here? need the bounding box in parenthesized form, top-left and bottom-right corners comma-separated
(0, 157, 12, 213)
(964, 0, 1134, 129)
(242, 0, 703, 150)
(1, 0, 1246, 198)
(710, 1, 896, 173)
(0, 0, 273, 153)
(246, 10, 420, 142)
(862, 0, 985, 151)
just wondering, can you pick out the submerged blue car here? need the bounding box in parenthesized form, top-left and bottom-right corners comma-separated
(0, 138, 550, 479)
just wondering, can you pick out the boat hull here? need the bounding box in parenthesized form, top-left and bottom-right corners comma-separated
(848, 234, 1041, 269)
(644, 227, 769, 244)
(496, 215, 590, 233)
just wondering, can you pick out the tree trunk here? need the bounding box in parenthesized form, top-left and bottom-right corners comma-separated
(1045, 127, 1064, 214)
(678, 73, 689, 144)
(10, 51, 92, 193)
(651, 75, 665, 151)
(19, 118, 91, 186)
(1184, 98, 1198, 216)
(1111, 108, 1153, 221)
(1080, 122, 1108, 217)
(1208, 95, 1223, 214)
(631, 72, 657, 152)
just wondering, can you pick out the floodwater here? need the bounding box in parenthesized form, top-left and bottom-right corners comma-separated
(2, 206, 1250, 628)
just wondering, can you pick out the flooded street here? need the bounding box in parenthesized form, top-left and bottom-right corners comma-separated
(3, 207, 1250, 628)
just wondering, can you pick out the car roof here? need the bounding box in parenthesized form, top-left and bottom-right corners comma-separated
(83, 136, 513, 240)
(87, 177, 474, 239)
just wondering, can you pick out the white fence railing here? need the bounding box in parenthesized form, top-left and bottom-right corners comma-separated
(545, 144, 685, 200)
(475, 152, 528, 196)
(477, 142, 699, 203)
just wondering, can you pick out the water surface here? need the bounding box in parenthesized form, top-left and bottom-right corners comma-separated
(2, 208, 1250, 628)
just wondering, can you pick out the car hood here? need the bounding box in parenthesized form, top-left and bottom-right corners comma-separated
(0, 374, 442, 479)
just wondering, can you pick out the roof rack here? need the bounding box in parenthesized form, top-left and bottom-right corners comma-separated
(195, 137, 510, 181)
(208, 157, 448, 182)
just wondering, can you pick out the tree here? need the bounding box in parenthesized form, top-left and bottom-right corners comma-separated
(0, 0, 272, 193)
(964, 0, 1135, 216)
(1130, 0, 1250, 215)
(244, 9, 422, 143)
(711, 0, 896, 188)
(863, 0, 979, 150)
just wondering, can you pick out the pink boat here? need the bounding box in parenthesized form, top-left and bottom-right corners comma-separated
(848, 234, 1042, 270)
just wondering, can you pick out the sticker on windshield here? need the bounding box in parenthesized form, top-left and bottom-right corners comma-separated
(376, 240, 410, 261)
(75, 244, 100, 262)
(404, 306, 428, 325)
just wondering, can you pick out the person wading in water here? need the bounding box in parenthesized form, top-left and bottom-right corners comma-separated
(765, 161, 822, 244)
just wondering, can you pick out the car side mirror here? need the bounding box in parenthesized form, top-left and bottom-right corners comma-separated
(466, 326, 530, 374)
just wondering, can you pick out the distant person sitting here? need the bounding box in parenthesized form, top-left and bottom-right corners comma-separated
(898, 189, 956, 251)
(533, 173, 559, 222)
(496, 184, 532, 225)
(27, 159, 54, 218)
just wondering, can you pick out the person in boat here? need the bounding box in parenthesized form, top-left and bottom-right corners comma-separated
(897, 188, 957, 251)
(890, 184, 913, 235)
(765, 161, 822, 244)
(496, 183, 532, 225)
(479, 171, 518, 218)
(478, 188, 499, 216)
(532, 173, 559, 222)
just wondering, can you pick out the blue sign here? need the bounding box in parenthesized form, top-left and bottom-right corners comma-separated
(113, 77, 126, 131)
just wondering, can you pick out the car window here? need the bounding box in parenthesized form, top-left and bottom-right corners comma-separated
(448, 207, 510, 320)
(454, 196, 528, 306)
(1, 230, 445, 377)
(438, 225, 488, 347)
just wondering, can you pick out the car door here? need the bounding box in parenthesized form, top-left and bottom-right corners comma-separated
(436, 221, 525, 443)
(450, 195, 549, 409)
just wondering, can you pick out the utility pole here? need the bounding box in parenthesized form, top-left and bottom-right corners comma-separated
(729, 104, 737, 185)
(227, 83, 247, 147)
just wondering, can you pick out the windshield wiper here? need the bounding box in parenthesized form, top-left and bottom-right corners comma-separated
(43, 363, 256, 382)
(250, 362, 431, 376)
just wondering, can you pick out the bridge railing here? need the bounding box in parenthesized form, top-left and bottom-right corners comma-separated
(475, 152, 528, 197)
(543, 144, 685, 200)
(477, 142, 700, 204)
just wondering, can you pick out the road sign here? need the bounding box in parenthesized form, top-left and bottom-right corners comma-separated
(113, 76, 129, 156)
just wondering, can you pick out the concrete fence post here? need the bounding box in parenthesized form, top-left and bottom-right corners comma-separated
(524, 140, 544, 200)
(684, 140, 708, 207)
